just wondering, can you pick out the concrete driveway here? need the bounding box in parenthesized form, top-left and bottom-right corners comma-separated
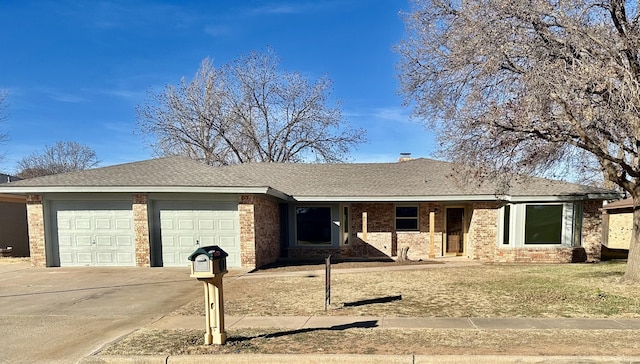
(0, 262, 203, 364)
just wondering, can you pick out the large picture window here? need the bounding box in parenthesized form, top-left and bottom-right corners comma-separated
(524, 205, 563, 245)
(296, 207, 332, 245)
(499, 203, 575, 247)
(396, 206, 419, 231)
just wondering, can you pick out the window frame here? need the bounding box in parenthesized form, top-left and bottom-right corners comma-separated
(395, 205, 420, 232)
(498, 202, 581, 248)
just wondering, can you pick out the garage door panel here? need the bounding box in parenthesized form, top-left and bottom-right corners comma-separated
(96, 252, 114, 264)
(218, 219, 235, 230)
(77, 252, 93, 264)
(76, 218, 91, 230)
(53, 201, 135, 267)
(116, 236, 133, 246)
(198, 219, 215, 230)
(117, 253, 134, 264)
(179, 236, 196, 247)
(157, 201, 240, 267)
(76, 236, 92, 246)
(95, 218, 112, 229)
(115, 219, 131, 230)
(178, 219, 194, 230)
(95, 236, 112, 246)
(199, 236, 216, 246)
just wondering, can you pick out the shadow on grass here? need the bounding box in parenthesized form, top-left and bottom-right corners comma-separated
(228, 320, 379, 342)
(343, 295, 402, 307)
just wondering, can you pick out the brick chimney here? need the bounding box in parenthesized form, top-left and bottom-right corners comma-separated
(398, 152, 412, 162)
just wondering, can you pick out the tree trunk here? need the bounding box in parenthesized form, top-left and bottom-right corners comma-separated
(398, 246, 410, 262)
(622, 197, 640, 282)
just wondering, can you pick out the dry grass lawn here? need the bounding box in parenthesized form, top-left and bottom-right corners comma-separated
(174, 260, 640, 318)
(101, 260, 640, 356)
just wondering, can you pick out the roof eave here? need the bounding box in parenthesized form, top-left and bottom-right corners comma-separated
(0, 186, 274, 195)
(292, 193, 620, 203)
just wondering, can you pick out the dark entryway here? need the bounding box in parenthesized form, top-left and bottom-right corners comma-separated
(445, 207, 465, 255)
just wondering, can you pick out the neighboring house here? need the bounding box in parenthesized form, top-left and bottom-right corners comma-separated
(0, 173, 28, 257)
(0, 156, 619, 268)
(602, 198, 633, 250)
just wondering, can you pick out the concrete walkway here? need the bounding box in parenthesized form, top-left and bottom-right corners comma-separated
(150, 314, 640, 331)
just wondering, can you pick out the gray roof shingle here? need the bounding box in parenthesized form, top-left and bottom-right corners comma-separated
(0, 156, 617, 200)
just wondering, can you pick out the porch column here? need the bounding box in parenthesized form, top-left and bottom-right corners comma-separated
(26, 194, 46, 267)
(132, 193, 150, 267)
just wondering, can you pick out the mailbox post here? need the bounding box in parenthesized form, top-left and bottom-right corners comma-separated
(188, 246, 228, 345)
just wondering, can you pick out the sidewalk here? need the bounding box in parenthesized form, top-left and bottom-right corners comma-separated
(151, 314, 640, 331)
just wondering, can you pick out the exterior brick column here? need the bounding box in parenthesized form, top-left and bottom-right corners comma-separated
(238, 196, 256, 268)
(238, 194, 280, 269)
(132, 193, 150, 267)
(26, 194, 46, 267)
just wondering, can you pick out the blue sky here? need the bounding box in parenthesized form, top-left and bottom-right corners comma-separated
(0, 0, 435, 173)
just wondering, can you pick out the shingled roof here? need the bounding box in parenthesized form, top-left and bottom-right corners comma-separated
(0, 156, 618, 202)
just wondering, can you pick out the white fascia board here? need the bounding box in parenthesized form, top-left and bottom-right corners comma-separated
(506, 194, 611, 202)
(0, 186, 273, 195)
(292, 193, 616, 203)
(291, 195, 500, 202)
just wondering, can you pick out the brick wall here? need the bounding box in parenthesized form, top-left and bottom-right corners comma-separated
(350, 202, 444, 260)
(26, 194, 46, 267)
(582, 200, 603, 262)
(467, 202, 499, 261)
(238, 195, 280, 269)
(472, 200, 606, 263)
(132, 193, 150, 267)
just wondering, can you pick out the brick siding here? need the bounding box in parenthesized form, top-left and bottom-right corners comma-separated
(26, 194, 46, 267)
(239, 195, 280, 269)
(348, 202, 444, 260)
(132, 193, 150, 267)
(469, 200, 605, 263)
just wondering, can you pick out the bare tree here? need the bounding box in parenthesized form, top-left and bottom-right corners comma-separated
(136, 48, 365, 165)
(0, 91, 10, 161)
(16, 141, 100, 178)
(396, 0, 640, 280)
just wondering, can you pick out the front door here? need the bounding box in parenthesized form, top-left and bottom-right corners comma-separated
(445, 208, 465, 255)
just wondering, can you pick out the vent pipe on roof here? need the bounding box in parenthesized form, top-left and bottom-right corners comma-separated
(398, 152, 412, 162)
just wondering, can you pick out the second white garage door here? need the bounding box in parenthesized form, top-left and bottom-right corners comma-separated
(155, 201, 240, 267)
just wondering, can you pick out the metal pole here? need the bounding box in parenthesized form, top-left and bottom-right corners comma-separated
(325, 255, 331, 311)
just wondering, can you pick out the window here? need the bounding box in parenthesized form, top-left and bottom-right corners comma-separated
(342, 205, 349, 245)
(502, 205, 510, 245)
(396, 206, 419, 231)
(524, 204, 563, 245)
(296, 207, 332, 245)
(498, 203, 577, 247)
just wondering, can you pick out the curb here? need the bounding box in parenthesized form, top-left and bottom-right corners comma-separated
(79, 354, 640, 364)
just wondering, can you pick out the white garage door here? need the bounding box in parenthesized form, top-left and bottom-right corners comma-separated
(156, 201, 240, 267)
(53, 201, 135, 267)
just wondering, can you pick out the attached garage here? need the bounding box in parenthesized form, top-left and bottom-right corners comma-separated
(152, 200, 240, 267)
(51, 201, 135, 267)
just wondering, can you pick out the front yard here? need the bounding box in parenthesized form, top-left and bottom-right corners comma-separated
(99, 261, 640, 357)
(175, 260, 640, 318)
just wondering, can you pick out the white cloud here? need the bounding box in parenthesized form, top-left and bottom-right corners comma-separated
(37, 87, 86, 103)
